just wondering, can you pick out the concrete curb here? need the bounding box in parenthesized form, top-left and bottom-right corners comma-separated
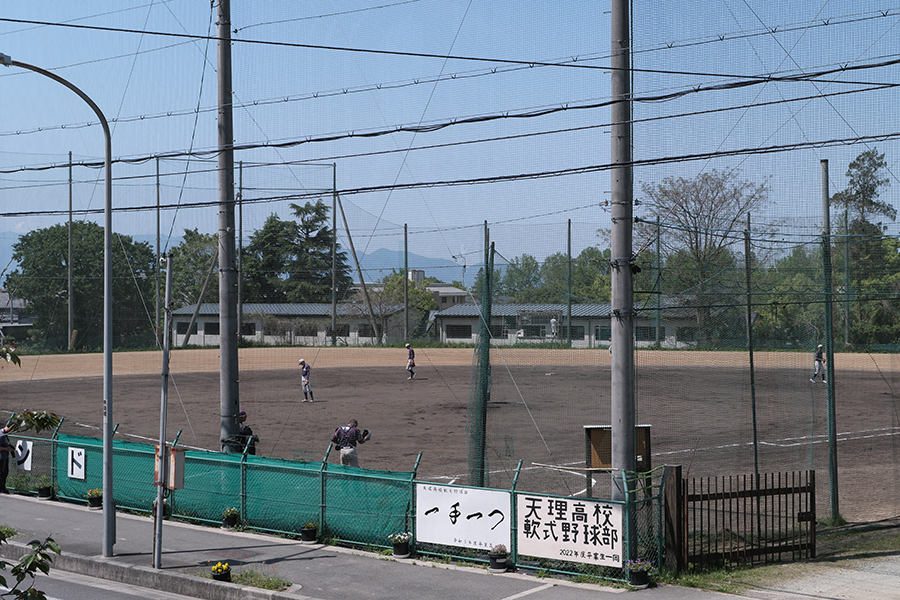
(0, 540, 314, 600)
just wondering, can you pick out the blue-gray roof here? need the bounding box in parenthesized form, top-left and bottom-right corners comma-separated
(173, 303, 402, 317)
(435, 303, 613, 318)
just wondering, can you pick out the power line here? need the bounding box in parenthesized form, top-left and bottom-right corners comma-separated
(4, 130, 900, 220)
(2, 77, 896, 176)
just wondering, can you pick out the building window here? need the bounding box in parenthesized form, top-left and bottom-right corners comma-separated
(240, 322, 256, 336)
(358, 323, 381, 338)
(205, 321, 220, 335)
(676, 326, 697, 342)
(595, 326, 611, 341)
(562, 326, 585, 338)
(635, 326, 654, 341)
(176, 322, 198, 335)
(328, 324, 350, 337)
(296, 323, 318, 336)
(442, 296, 448, 304)
(488, 324, 504, 338)
(446, 324, 472, 338)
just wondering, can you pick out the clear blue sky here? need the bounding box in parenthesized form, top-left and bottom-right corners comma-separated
(1, 1, 898, 285)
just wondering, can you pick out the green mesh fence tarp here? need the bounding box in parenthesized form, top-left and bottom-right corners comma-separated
(51, 434, 414, 545)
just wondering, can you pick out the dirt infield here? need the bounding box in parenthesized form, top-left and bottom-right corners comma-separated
(2, 347, 899, 521)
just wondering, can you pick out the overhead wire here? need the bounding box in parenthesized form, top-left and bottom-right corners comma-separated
(3, 128, 900, 222)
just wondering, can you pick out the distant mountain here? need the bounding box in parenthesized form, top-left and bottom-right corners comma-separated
(357, 248, 463, 283)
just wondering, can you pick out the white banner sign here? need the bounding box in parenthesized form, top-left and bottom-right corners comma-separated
(68, 447, 86, 480)
(516, 494, 623, 568)
(416, 483, 510, 552)
(14, 440, 32, 471)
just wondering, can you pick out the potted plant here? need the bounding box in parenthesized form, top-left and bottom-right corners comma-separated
(388, 531, 412, 558)
(300, 522, 317, 544)
(210, 561, 231, 582)
(86, 488, 103, 509)
(488, 544, 508, 573)
(222, 507, 239, 528)
(35, 475, 53, 500)
(622, 557, 658, 589)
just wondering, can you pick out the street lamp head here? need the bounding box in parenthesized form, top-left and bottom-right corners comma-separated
(0, 53, 12, 66)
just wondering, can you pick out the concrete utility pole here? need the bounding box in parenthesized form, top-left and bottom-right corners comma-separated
(68, 151, 74, 350)
(609, 0, 636, 514)
(216, 0, 240, 452)
(821, 159, 840, 520)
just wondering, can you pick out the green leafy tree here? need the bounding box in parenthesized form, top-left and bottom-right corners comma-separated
(499, 254, 542, 302)
(831, 148, 894, 227)
(570, 247, 610, 302)
(4, 221, 155, 349)
(288, 201, 351, 302)
(535, 253, 568, 303)
(357, 271, 437, 339)
(242, 215, 298, 302)
(170, 228, 218, 307)
(752, 245, 822, 343)
(0, 534, 60, 600)
(471, 267, 502, 301)
(831, 149, 895, 342)
(242, 202, 352, 303)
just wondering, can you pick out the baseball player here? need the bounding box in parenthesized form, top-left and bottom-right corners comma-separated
(299, 358, 314, 402)
(405, 343, 416, 380)
(810, 344, 826, 383)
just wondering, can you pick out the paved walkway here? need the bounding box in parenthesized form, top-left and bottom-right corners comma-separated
(1, 495, 897, 600)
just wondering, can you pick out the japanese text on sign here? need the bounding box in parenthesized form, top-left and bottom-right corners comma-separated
(416, 483, 510, 551)
(516, 494, 623, 568)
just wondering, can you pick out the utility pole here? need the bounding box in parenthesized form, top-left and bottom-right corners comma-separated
(404, 224, 409, 342)
(331, 164, 337, 346)
(217, 0, 240, 452)
(68, 151, 74, 350)
(821, 159, 840, 521)
(156, 157, 161, 343)
(610, 0, 635, 556)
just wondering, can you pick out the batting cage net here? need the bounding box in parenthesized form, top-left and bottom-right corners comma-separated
(2, 3, 899, 529)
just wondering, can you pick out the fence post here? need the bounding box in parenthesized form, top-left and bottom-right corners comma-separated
(319, 446, 330, 534)
(410, 452, 422, 541)
(662, 465, 683, 573)
(240, 452, 248, 522)
(509, 460, 523, 564)
(51, 418, 63, 490)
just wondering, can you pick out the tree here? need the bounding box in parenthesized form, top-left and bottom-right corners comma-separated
(4, 221, 156, 349)
(640, 170, 768, 339)
(170, 228, 218, 307)
(570, 247, 610, 302)
(829, 149, 895, 343)
(471, 266, 502, 301)
(536, 253, 568, 303)
(0, 411, 62, 599)
(499, 254, 541, 301)
(0, 534, 60, 599)
(355, 271, 437, 339)
(242, 201, 352, 304)
(242, 215, 299, 303)
(831, 148, 894, 227)
(288, 201, 351, 303)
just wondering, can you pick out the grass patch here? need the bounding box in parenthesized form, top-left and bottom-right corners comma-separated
(232, 566, 291, 591)
(197, 564, 291, 591)
(0, 524, 18, 540)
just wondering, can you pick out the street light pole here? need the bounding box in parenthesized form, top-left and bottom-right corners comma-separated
(1, 53, 116, 557)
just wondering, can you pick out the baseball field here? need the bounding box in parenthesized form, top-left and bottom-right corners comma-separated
(2, 346, 898, 521)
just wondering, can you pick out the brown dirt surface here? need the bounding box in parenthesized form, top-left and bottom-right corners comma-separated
(2, 347, 899, 521)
